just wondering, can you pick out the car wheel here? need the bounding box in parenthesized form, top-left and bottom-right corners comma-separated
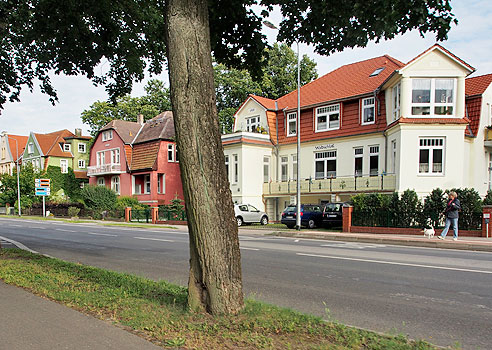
(307, 219, 315, 229)
(260, 216, 268, 225)
(236, 216, 243, 227)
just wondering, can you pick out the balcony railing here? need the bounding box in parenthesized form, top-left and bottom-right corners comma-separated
(263, 173, 396, 196)
(87, 164, 122, 176)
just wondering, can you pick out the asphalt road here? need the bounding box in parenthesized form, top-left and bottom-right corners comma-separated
(1, 218, 491, 349)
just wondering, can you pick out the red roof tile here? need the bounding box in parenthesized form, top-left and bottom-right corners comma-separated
(7, 135, 28, 159)
(466, 74, 492, 96)
(465, 96, 482, 137)
(130, 141, 160, 170)
(277, 55, 403, 110)
(249, 95, 276, 110)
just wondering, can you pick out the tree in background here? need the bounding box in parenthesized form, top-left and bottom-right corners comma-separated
(215, 43, 318, 133)
(0, 163, 40, 209)
(1, 0, 456, 315)
(81, 80, 171, 136)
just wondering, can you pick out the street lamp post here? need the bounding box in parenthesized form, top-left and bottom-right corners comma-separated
(263, 21, 301, 230)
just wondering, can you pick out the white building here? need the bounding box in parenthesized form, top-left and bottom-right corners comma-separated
(222, 45, 492, 221)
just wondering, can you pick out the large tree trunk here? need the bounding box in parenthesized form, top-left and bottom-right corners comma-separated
(164, 0, 244, 315)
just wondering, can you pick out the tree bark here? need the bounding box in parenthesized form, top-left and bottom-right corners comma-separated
(164, 0, 244, 315)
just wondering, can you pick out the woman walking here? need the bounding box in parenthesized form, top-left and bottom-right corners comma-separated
(438, 191, 461, 241)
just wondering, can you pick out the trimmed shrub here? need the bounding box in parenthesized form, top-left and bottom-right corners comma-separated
(81, 185, 117, 212)
(423, 188, 446, 228)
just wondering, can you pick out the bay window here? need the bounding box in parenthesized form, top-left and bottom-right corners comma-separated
(412, 78, 455, 116)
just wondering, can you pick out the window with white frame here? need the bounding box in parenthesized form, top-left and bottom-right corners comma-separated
(419, 138, 444, 174)
(316, 104, 340, 132)
(97, 177, 105, 186)
(291, 154, 297, 180)
(63, 143, 71, 152)
(393, 84, 401, 121)
(412, 79, 455, 116)
(28, 142, 34, 154)
(60, 159, 68, 173)
(263, 156, 270, 183)
(78, 160, 86, 169)
(280, 156, 288, 182)
(315, 151, 337, 179)
(111, 148, 120, 164)
(102, 130, 113, 141)
(158, 174, 166, 194)
(391, 140, 397, 173)
(78, 143, 86, 153)
(144, 174, 151, 194)
(225, 155, 230, 182)
(246, 116, 260, 132)
(233, 154, 238, 183)
(287, 112, 297, 136)
(369, 145, 379, 176)
(168, 144, 175, 162)
(354, 148, 363, 177)
(362, 97, 375, 124)
(111, 176, 120, 194)
(97, 151, 105, 166)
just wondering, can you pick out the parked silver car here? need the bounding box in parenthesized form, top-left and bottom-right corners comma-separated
(234, 204, 268, 226)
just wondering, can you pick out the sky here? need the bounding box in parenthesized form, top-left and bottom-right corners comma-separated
(1, 0, 491, 137)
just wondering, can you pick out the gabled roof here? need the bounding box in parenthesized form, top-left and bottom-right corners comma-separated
(133, 112, 175, 144)
(7, 135, 28, 160)
(249, 95, 277, 110)
(401, 44, 475, 74)
(466, 73, 492, 96)
(100, 120, 142, 144)
(33, 130, 74, 158)
(276, 55, 404, 110)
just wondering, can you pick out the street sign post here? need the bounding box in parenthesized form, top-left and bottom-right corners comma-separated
(35, 178, 51, 217)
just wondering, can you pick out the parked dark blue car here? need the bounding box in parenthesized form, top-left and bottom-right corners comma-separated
(281, 204, 323, 229)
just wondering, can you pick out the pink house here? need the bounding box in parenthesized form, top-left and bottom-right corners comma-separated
(88, 113, 184, 207)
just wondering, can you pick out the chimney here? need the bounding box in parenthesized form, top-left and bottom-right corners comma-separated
(137, 114, 144, 125)
(75, 128, 82, 136)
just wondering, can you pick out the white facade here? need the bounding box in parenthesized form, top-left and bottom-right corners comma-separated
(223, 46, 492, 222)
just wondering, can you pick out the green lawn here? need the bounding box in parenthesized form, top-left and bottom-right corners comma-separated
(0, 248, 436, 350)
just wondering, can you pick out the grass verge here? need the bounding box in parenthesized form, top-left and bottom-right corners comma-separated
(0, 248, 435, 350)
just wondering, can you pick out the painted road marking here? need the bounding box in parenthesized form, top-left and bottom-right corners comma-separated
(296, 253, 492, 275)
(133, 237, 174, 242)
(240, 247, 260, 251)
(56, 229, 76, 232)
(320, 242, 386, 249)
(87, 232, 118, 237)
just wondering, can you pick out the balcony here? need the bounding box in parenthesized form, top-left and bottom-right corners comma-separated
(484, 127, 492, 149)
(263, 173, 397, 196)
(87, 164, 122, 176)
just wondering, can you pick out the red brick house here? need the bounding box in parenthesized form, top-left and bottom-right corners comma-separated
(88, 113, 184, 207)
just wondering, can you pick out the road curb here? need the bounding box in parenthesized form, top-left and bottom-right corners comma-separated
(267, 231, 492, 252)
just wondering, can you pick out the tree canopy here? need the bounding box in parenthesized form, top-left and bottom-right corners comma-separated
(1, 0, 457, 315)
(81, 79, 171, 136)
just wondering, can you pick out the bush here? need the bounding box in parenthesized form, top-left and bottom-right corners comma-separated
(483, 190, 492, 206)
(448, 188, 482, 230)
(81, 185, 117, 212)
(67, 206, 81, 217)
(399, 189, 419, 227)
(116, 196, 146, 210)
(423, 188, 446, 228)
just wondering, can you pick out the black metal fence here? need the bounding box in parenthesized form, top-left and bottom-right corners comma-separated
(158, 208, 187, 221)
(352, 210, 482, 230)
(130, 208, 151, 223)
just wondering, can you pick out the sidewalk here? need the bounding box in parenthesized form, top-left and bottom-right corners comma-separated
(239, 227, 492, 252)
(0, 280, 162, 350)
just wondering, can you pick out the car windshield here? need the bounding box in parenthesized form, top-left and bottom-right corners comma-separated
(283, 206, 297, 213)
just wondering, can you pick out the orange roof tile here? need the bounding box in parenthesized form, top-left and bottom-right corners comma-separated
(466, 73, 492, 96)
(277, 55, 403, 110)
(34, 134, 72, 158)
(465, 96, 482, 137)
(7, 135, 28, 159)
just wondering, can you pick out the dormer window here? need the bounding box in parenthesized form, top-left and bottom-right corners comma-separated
(362, 97, 375, 125)
(411, 78, 455, 117)
(63, 143, 71, 152)
(102, 130, 113, 142)
(287, 112, 297, 136)
(315, 104, 340, 132)
(246, 116, 260, 132)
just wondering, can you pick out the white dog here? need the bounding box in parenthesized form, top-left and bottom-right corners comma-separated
(423, 219, 435, 239)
